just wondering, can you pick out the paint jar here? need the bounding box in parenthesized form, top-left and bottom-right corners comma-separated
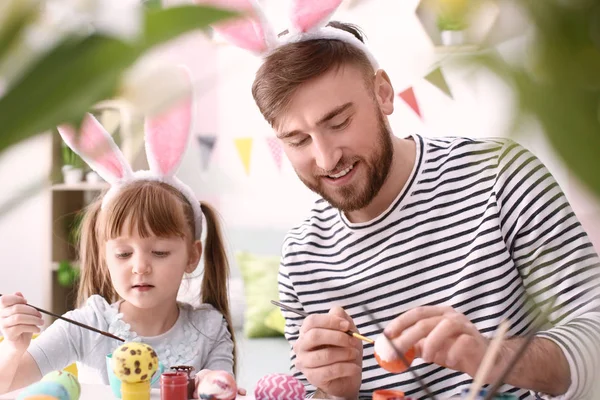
(170, 366, 195, 399)
(161, 372, 188, 400)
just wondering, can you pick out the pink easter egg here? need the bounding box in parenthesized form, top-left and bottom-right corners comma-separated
(197, 370, 237, 400)
(254, 374, 305, 400)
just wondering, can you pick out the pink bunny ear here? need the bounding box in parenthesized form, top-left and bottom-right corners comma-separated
(212, 17, 269, 54)
(198, 0, 271, 53)
(290, 0, 343, 33)
(144, 66, 194, 177)
(57, 114, 132, 183)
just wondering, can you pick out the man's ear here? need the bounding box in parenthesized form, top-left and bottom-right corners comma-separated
(374, 69, 394, 116)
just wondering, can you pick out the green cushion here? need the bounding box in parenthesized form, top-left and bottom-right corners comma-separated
(236, 252, 284, 338)
(264, 307, 286, 335)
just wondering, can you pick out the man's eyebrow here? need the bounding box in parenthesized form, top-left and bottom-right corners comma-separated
(277, 102, 354, 139)
(276, 129, 302, 140)
(316, 102, 354, 126)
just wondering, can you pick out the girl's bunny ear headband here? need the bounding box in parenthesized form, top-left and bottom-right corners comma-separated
(208, 0, 380, 70)
(56, 65, 203, 240)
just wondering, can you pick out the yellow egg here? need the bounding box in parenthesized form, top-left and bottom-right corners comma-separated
(111, 342, 158, 384)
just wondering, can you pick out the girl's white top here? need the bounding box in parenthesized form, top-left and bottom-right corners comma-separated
(27, 295, 233, 386)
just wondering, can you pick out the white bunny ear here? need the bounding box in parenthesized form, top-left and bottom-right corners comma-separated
(144, 65, 194, 177)
(289, 0, 343, 34)
(57, 114, 133, 184)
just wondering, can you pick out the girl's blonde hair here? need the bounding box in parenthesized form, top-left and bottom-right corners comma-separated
(75, 180, 236, 372)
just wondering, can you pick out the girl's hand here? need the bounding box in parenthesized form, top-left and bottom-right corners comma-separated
(194, 369, 247, 398)
(0, 292, 44, 354)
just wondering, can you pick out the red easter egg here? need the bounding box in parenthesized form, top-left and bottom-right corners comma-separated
(375, 346, 415, 373)
(373, 389, 406, 400)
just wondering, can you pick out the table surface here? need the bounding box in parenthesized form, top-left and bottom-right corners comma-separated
(0, 383, 327, 400)
(0, 383, 258, 400)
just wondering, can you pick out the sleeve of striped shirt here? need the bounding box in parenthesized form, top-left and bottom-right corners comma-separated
(278, 240, 317, 397)
(495, 140, 600, 399)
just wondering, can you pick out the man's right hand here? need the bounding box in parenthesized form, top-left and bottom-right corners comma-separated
(0, 292, 43, 354)
(293, 306, 362, 400)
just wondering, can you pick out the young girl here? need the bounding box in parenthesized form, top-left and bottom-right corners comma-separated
(0, 66, 244, 398)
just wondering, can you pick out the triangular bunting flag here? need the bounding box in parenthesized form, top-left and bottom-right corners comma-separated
(425, 67, 452, 99)
(398, 87, 422, 119)
(234, 137, 253, 175)
(266, 137, 283, 171)
(197, 135, 217, 171)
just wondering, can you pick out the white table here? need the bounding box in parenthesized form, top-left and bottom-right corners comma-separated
(0, 383, 259, 400)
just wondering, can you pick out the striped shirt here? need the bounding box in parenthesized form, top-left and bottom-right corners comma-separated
(278, 134, 600, 400)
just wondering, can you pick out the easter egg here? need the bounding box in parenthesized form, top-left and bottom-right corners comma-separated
(16, 396, 59, 400)
(197, 370, 237, 400)
(254, 374, 305, 400)
(374, 335, 415, 373)
(111, 342, 158, 383)
(41, 370, 80, 400)
(16, 381, 69, 400)
(373, 389, 406, 400)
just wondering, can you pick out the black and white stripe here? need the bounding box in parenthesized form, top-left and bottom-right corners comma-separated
(278, 135, 600, 400)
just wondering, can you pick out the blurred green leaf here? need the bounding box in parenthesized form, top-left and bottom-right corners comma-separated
(141, 5, 236, 51)
(57, 260, 79, 287)
(0, 0, 39, 61)
(142, 0, 163, 10)
(471, 0, 600, 198)
(0, 5, 238, 155)
(516, 73, 600, 199)
(0, 35, 134, 152)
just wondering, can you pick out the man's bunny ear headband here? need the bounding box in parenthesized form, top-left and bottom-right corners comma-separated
(208, 0, 380, 70)
(56, 65, 204, 240)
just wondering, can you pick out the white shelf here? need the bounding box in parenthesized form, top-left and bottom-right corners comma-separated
(51, 182, 109, 191)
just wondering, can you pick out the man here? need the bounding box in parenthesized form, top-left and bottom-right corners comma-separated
(247, 20, 600, 400)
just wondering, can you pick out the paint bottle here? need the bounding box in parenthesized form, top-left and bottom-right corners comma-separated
(160, 372, 188, 400)
(170, 366, 195, 399)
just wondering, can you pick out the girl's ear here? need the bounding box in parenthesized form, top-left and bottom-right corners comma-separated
(187, 241, 202, 273)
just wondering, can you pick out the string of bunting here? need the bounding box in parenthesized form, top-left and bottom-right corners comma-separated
(196, 135, 283, 175)
(397, 66, 453, 120)
(196, 66, 453, 175)
(197, 68, 451, 175)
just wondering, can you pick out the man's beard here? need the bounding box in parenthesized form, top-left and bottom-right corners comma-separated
(297, 112, 394, 212)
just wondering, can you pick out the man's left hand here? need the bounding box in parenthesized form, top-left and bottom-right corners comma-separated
(384, 306, 500, 381)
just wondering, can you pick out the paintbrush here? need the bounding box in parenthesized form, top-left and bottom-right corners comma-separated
(0, 293, 125, 342)
(465, 319, 510, 400)
(271, 300, 375, 344)
(362, 304, 438, 400)
(482, 297, 558, 400)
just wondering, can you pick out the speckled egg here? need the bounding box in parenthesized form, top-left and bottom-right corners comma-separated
(16, 381, 69, 400)
(111, 342, 158, 384)
(41, 370, 80, 400)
